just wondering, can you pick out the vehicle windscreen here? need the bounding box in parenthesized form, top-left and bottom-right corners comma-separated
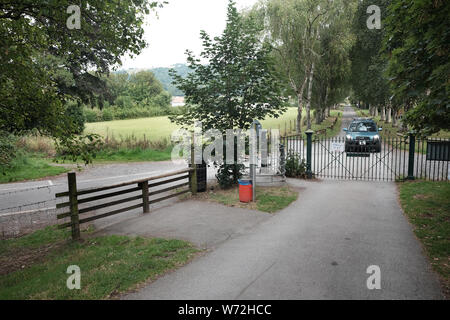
(349, 121, 377, 132)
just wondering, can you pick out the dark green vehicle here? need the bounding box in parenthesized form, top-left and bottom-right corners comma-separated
(343, 118, 382, 153)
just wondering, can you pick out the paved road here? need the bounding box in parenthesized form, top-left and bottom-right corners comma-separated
(0, 160, 204, 237)
(0, 160, 202, 213)
(124, 179, 443, 300)
(338, 106, 357, 137)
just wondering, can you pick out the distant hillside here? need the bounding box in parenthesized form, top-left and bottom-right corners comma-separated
(151, 63, 191, 96)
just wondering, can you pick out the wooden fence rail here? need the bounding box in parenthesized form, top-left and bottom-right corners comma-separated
(56, 167, 196, 240)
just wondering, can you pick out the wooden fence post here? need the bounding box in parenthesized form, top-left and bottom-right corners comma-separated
(190, 133, 198, 195)
(141, 181, 149, 213)
(68, 172, 80, 240)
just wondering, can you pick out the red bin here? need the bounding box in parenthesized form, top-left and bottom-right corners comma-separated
(238, 180, 253, 203)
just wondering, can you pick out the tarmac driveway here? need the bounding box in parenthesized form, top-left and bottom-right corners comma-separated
(114, 179, 443, 300)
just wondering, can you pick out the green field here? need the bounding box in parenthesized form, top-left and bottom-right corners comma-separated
(85, 108, 344, 141)
(85, 108, 301, 141)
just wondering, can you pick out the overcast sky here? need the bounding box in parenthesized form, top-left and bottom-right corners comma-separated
(120, 0, 259, 70)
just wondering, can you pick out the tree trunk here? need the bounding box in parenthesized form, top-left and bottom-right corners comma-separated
(324, 86, 330, 120)
(306, 62, 315, 130)
(295, 76, 308, 134)
(296, 94, 303, 135)
(386, 105, 392, 123)
(374, 106, 378, 117)
(380, 105, 386, 121)
(401, 104, 409, 131)
(392, 109, 398, 127)
(315, 109, 321, 124)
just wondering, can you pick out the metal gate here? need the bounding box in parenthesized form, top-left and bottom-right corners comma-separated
(282, 133, 449, 182)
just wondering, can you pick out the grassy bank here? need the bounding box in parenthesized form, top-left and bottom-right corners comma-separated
(398, 181, 450, 298)
(0, 226, 198, 300)
(196, 185, 299, 213)
(0, 154, 69, 184)
(92, 147, 173, 163)
(314, 110, 343, 138)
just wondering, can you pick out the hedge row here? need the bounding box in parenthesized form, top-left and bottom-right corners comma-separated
(83, 106, 175, 123)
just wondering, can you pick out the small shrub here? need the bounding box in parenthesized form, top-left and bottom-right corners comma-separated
(55, 134, 104, 165)
(285, 152, 306, 178)
(115, 95, 134, 109)
(65, 101, 86, 134)
(84, 107, 102, 123)
(102, 108, 114, 121)
(216, 163, 245, 189)
(83, 105, 173, 123)
(150, 92, 171, 108)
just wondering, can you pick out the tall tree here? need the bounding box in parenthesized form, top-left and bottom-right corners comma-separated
(169, 0, 287, 133)
(312, 9, 354, 124)
(350, 0, 390, 121)
(128, 71, 165, 104)
(253, 0, 352, 133)
(0, 0, 164, 137)
(383, 0, 450, 134)
(170, 0, 287, 188)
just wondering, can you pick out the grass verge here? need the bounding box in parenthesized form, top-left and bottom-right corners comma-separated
(196, 185, 298, 213)
(0, 226, 198, 299)
(313, 111, 343, 139)
(85, 147, 173, 163)
(398, 181, 450, 298)
(280, 110, 343, 139)
(0, 154, 69, 184)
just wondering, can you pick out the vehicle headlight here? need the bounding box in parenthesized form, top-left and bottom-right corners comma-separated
(346, 135, 353, 140)
(373, 135, 380, 140)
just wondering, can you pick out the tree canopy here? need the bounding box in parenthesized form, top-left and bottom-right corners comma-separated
(251, 0, 355, 132)
(0, 0, 164, 136)
(350, 0, 390, 112)
(169, 0, 287, 133)
(383, 0, 450, 134)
